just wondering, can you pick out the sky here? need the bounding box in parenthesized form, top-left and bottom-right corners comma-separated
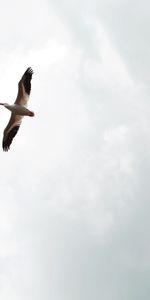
(0, 0, 149, 299)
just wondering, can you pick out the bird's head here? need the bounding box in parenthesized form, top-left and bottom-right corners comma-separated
(0, 103, 9, 107)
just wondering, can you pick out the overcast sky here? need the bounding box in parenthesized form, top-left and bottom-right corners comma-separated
(0, 0, 149, 299)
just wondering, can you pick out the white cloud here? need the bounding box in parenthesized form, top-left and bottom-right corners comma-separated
(0, 0, 149, 299)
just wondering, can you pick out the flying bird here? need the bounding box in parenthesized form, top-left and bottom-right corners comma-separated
(0, 67, 34, 151)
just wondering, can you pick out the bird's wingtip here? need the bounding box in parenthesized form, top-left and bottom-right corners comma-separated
(27, 67, 34, 74)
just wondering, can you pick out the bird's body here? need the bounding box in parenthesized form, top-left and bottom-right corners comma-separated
(5, 104, 34, 116)
(0, 67, 34, 151)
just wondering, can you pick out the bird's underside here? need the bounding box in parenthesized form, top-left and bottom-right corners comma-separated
(2, 67, 34, 151)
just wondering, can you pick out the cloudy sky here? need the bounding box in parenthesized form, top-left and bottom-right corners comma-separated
(0, 0, 149, 299)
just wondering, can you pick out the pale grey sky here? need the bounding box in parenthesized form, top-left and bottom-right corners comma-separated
(0, 0, 149, 299)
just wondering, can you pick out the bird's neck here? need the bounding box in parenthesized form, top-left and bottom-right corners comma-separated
(5, 104, 12, 111)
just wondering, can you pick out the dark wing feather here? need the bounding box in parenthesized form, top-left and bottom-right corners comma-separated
(15, 67, 33, 105)
(22, 67, 33, 96)
(2, 114, 23, 151)
(3, 125, 20, 151)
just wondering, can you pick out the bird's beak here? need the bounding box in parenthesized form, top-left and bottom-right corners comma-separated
(0, 103, 4, 105)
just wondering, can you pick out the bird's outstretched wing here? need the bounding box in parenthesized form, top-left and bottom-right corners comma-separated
(15, 67, 33, 106)
(2, 114, 23, 151)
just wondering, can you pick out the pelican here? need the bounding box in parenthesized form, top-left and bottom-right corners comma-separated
(0, 67, 34, 151)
